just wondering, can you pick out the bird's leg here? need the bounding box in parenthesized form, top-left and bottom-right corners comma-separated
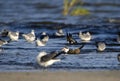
(42, 67, 48, 71)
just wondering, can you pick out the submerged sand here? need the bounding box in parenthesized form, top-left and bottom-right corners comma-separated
(0, 71, 120, 81)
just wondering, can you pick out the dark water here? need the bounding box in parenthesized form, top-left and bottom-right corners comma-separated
(0, 0, 120, 71)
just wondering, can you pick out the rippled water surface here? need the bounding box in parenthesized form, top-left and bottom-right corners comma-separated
(0, 0, 120, 71)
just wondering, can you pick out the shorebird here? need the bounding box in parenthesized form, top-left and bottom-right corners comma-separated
(117, 33, 120, 43)
(79, 31, 91, 42)
(0, 39, 8, 52)
(66, 33, 77, 44)
(22, 30, 35, 42)
(36, 38, 47, 46)
(40, 32, 49, 42)
(55, 29, 65, 37)
(36, 51, 63, 67)
(8, 31, 19, 41)
(96, 42, 106, 52)
(0, 29, 9, 37)
(0, 39, 8, 47)
(117, 54, 120, 62)
(61, 44, 84, 54)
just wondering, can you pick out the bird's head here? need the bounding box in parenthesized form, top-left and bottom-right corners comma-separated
(61, 46, 69, 53)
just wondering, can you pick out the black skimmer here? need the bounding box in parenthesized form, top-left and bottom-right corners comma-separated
(117, 32, 120, 43)
(0, 29, 9, 37)
(61, 44, 84, 54)
(66, 33, 77, 44)
(36, 51, 63, 67)
(40, 32, 49, 42)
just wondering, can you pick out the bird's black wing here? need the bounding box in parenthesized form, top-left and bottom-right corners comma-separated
(79, 43, 85, 49)
(41, 51, 58, 62)
(52, 51, 64, 59)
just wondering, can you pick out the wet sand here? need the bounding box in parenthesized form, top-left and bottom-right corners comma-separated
(0, 71, 120, 81)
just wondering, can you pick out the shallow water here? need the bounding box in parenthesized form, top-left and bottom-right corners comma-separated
(0, 0, 120, 71)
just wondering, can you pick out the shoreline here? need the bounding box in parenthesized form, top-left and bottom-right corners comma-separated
(0, 70, 120, 81)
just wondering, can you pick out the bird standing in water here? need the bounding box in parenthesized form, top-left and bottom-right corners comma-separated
(36, 51, 63, 67)
(66, 33, 77, 44)
(61, 44, 84, 54)
(0, 39, 8, 52)
(96, 42, 106, 52)
(22, 30, 35, 42)
(8, 31, 19, 41)
(40, 32, 49, 42)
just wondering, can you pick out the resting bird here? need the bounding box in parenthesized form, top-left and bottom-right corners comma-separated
(66, 33, 77, 44)
(61, 44, 84, 54)
(117, 54, 120, 62)
(79, 31, 91, 41)
(40, 32, 49, 42)
(0, 29, 9, 37)
(55, 29, 65, 37)
(0, 39, 8, 47)
(36, 51, 63, 67)
(8, 31, 19, 41)
(0, 39, 8, 52)
(96, 42, 106, 52)
(36, 38, 47, 46)
(117, 33, 120, 43)
(22, 30, 35, 42)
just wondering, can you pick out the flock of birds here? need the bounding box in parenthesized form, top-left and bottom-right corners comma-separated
(0, 28, 120, 68)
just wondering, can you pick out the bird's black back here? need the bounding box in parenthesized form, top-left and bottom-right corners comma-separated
(40, 51, 57, 62)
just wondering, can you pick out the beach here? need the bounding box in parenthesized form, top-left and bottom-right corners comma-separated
(0, 71, 120, 81)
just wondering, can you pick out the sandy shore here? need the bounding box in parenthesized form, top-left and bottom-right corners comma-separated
(0, 71, 120, 81)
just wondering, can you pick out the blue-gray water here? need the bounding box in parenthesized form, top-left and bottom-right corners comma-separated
(0, 0, 120, 71)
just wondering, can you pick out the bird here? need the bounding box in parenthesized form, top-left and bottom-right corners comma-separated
(117, 32, 120, 43)
(22, 30, 35, 42)
(0, 39, 8, 47)
(36, 38, 47, 46)
(0, 39, 8, 52)
(66, 33, 77, 44)
(96, 42, 106, 52)
(61, 44, 84, 54)
(79, 31, 91, 42)
(0, 29, 9, 37)
(117, 54, 120, 62)
(40, 32, 47, 39)
(36, 51, 63, 67)
(40, 32, 49, 42)
(8, 31, 19, 41)
(55, 29, 65, 37)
